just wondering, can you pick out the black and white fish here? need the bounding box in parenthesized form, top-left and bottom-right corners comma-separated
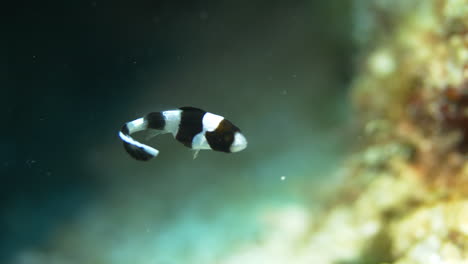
(119, 107, 248, 161)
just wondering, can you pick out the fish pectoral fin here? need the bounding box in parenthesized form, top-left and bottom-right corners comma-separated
(193, 149, 200, 159)
(145, 130, 164, 141)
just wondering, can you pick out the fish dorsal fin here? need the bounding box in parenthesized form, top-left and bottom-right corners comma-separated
(179, 106, 204, 112)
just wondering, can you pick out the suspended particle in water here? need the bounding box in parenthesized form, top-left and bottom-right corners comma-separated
(26, 159, 37, 168)
(280, 176, 286, 181)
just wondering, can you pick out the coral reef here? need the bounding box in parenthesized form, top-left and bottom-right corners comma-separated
(330, 0, 468, 262)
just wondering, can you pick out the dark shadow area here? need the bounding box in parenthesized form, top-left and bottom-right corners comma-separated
(2, 0, 185, 261)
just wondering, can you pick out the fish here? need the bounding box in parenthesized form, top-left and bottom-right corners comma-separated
(118, 107, 248, 161)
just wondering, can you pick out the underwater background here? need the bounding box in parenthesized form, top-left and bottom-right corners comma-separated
(4, 0, 468, 263)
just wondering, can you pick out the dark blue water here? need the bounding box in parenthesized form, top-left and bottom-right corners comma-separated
(3, 1, 352, 263)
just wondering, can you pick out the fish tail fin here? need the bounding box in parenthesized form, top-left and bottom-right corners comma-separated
(119, 119, 159, 161)
(122, 138, 159, 161)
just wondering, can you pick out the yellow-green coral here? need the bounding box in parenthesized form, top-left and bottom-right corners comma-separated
(345, 0, 468, 262)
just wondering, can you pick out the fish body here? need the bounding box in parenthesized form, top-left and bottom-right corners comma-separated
(119, 107, 247, 161)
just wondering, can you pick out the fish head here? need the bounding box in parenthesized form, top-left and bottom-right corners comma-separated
(230, 131, 247, 152)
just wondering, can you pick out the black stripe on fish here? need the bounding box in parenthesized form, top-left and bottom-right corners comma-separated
(145, 112, 166, 130)
(206, 119, 240, 153)
(121, 124, 130, 135)
(175, 107, 206, 148)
